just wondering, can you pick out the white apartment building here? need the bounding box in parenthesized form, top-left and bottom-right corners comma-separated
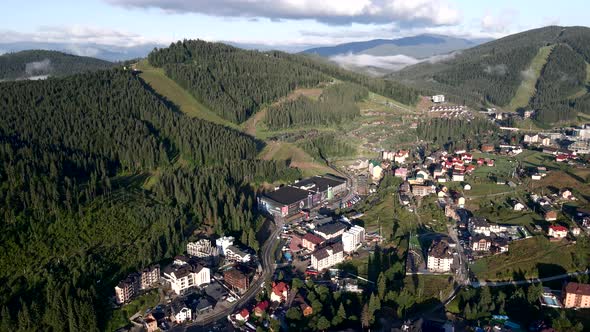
(225, 245, 251, 263)
(216, 236, 235, 256)
(311, 242, 344, 271)
(187, 239, 218, 258)
(427, 240, 453, 273)
(342, 225, 365, 253)
(163, 264, 211, 295)
(170, 302, 192, 324)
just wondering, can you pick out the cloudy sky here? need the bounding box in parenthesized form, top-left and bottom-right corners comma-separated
(1, 0, 587, 51)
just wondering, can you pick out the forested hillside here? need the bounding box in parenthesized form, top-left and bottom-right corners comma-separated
(265, 82, 368, 129)
(417, 117, 500, 151)
(392, 26, 590, 124)
(148, 40, 327, 123)
(0, 50, 114, 80)
(148, 40, 419, 124)
(0, 69, 299, 331)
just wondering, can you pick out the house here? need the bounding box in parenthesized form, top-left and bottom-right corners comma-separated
(301, 303, 313, 317)
(394, 167, 408, 179)
(456, 197, 466, 208)
(223, 269, 250, 295)
(302, 233, 325, 251)
(463, 184, 472, 191)
(427, 240, 453, 273)
(469, 217, 491, 236)
(563, 282, 590, 308)
(433, 166, 445, 178)
(486, 159, 495, 167)
(432, 95, 445, 103)
(571, 227, 582, 236)
(560, 189, 573, 200)
(436, 177, 447, 183)
(412, 185, 435, 197)
(163, 264, 211, 295)
(270, 282, 289, 303)
(481, 144, 495, 153)
(548, 225, 568, 239)
(394, 150, 410, 164)
(477, 158, 485, 166)
(143, 313, 158, 332)
(492, 238, 509, 253)
(513, 202, 526, 211)
(556, 154, 569, 162)
(416, 170, 430, 180)
(342, 225, 365, 253)
(311, 242, 344, 270)
(531, 174, 542, 180)
(253, 301, 269, 317)
(452, 172, 465, 182)
(235, 308, 250, 322)
(537, 167, 547, 177)
(170, 301, 192, 324)
(541, 207, 557, 221)
(524, 134, 539, 144)
(471, 235, 491, 251)
(371, 164, 383, 180)
(382, 151, 395, 161)
(399, 194, 411, 206)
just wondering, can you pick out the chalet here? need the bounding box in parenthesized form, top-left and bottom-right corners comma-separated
(465, 165, 476, 173)
(169, 301, 192, 324)
(486, 159, 495, 167)
(481, 144, 495, 153)
(477, 158, 485, 166)
(513, 202, 526, 211)
(560, 189, 574, 200)
(235, 309, 250, 322)
(471, 235, 491, 251)
(394, 150, 410, 164)
(253, 301, 269, 317)
(463, 184, 472, 191)
(394, 167, 408, 179)
(270, 282, 289, 303)
(556, 154, 568, 162)
(541, 206, 557, 221)
(548, 225, 568, 239)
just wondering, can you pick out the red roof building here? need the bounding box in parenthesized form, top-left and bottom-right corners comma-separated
(271, 282, 289, 303)
(236, 308, 250, 322)
(253, 301, 269, 317)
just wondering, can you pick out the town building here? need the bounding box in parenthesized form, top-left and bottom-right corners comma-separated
(412, 185, 435, 197)
(342, 225, 365, 253)
(394, 167, 409, 179)
(541, 206, 558, 221)
(311, 242, 344, 271)
(224, 245, 251, 263)
(143, 313, 158, 332)
(216, 236, 235, 256)
(140, 265, 160, 290)
(223, 269, 250, 295)
(471, 235, 491, 251)
(432, 95, 445, 103)
(235, 309, 249, 322)
(270, 282, 289, 303)
(163, 264, 211, 295)
(187, 239, 218, 259)
(548, 225, 568, 239)
(427, 240, 453, 273)
(563, 282, 590, 308)
(170, 301, 192, 324)
(259, 175, 347, 217)
(115, 274, 140, 305)
(253, 301, 269, 317)
(302, 232, 325, 251)
(314, 221, 347, 240)
(469, 217, 491, 236)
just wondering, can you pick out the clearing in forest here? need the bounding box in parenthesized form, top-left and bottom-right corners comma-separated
(507, 44, 555, 112)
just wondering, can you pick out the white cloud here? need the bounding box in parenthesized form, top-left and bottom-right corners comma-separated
(330, 53, 420, 71)
(0, 25, 169, 47)
(105, 0, 460, 26)
(481, 9, 518, 34)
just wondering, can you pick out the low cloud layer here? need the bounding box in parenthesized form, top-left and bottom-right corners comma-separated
(330, 50, 460, 73)
(106, 0, 460, 26)
(484, 64, 508, 76)
(25, 59, 52, 76)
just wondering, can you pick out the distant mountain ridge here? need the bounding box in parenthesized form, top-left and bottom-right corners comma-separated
(302, 34, 491, 59)
(0, 50, 114, 80)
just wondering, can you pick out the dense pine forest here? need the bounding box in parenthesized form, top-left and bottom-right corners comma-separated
(265, 82, 368, 129)
(416, 117, 500, 151)
(0, 69, 299, 331)
(148, 40, 327, 123)
(148, 40, 419, 124)
(0, 50, 114, 80)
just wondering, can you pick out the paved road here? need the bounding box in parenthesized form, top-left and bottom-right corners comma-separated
(181, 219, 283, 330)
(470, 269, 590, 288)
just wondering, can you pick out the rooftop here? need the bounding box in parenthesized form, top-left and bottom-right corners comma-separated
(303, 232, 325, 245)
(312, 242, 344, 261)
(263, 186, 311, 205)
(428, 240, 452, 259)
(292, 175, 346, 193)
(315, 222, 347, 236)
(565, 282, 590, 296)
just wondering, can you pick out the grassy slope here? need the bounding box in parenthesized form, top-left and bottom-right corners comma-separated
(259, 141, 333, 177)
(136, 60, 238, 129)
(569, 61, 590, 99)
(507, 45, 555, 112)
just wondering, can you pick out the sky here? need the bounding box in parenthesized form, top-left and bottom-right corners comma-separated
(0, 0, 588, 52)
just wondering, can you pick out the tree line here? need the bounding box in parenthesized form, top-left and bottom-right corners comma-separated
(265, 82, 368, 129)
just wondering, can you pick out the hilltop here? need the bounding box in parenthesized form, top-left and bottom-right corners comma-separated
(390, 26, 590, 125)
(0, 49, 114, 80)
